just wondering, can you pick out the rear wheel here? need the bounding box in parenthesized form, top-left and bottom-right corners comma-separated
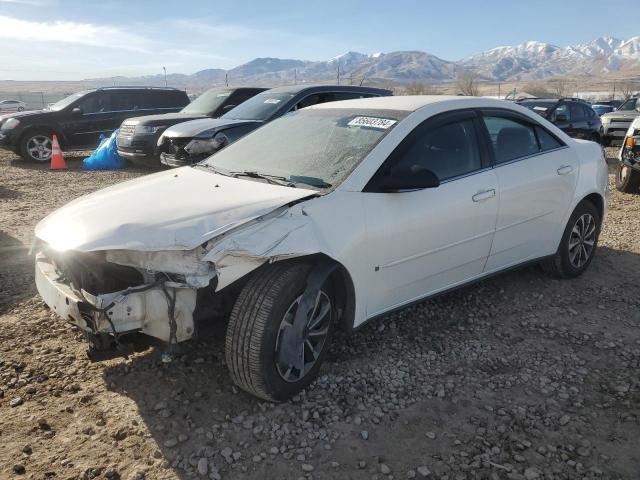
(615, 162, 640, 194)
(543, 201, 601, 278)
(20, 130, 53, 162)
(225, 262, 335, 401)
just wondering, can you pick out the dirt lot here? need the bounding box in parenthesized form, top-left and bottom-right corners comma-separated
(0, 148, 639, 480)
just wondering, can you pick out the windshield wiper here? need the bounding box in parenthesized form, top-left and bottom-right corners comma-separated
(195, 163, 236, 177)
(230, 170, 294, 187)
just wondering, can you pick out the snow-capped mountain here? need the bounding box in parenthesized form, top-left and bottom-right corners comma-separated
(87, 36, 640, 88)
(462, 36, 640, 80)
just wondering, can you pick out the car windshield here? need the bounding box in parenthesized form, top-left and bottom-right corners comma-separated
(518, 101, 558, 118)
(593, 106, 612, 115)
(617, 98, 639, 111)
(181, 89, 233, 115)
(48, 91, 91, 111)
(204, 108, 406, 189)
(220, 92, 294, 121)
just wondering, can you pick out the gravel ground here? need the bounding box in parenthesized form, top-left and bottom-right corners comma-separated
(0, 148, 639, 480)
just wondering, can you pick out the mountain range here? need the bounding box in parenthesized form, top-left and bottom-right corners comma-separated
(88, 36, 640, 89)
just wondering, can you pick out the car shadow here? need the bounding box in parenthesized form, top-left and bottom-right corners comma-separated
(7, 151, 159, 173)
(0, 231, 35, 315)
(100, 244, 640, 479)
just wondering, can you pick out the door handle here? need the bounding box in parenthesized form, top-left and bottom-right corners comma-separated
(557, 165, 573, 175)
(472, 189, 496, 202)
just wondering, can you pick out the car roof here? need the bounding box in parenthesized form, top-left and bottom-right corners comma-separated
(307, 95, 528, 112)
(262, 84, 392, 95)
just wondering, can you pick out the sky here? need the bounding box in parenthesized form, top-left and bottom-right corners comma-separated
(0, 0, 638, 81)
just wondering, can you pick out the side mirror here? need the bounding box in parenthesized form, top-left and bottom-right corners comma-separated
(377, 167, 440, 192)
(222, 104, 237, 111)
(71, 107, 82, 117)
(555, 113, 568, 122)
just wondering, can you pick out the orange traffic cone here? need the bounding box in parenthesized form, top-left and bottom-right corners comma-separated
(50, 134, 66, 170)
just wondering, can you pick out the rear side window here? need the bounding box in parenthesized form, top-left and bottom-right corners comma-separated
(483, 116, 538, 164)
(535, 126, 563, 151)
(110, 91, 139, 111)
(390, 118, 482, 181)
(570, 103, 585, 121)
(333, 92, 376, 101)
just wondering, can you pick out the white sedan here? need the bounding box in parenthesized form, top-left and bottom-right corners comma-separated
(0, 99, 27, 112)
(33, 96, 608, 401)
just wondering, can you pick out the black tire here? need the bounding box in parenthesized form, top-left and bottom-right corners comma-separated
(543, 200, 601, 279)
(225, 262, 335, 402)
(19, 130, 53, 162)
(17, 106, 24, 112)
(590, 132, 600, 143)
(601, 136, 611, 147)
(615, 162, 640, 194)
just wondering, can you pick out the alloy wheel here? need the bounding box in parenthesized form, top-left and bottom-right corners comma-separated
(568, 213, 596, 268)
(275, 291, 332, 383)
(26, 135, 52, 162)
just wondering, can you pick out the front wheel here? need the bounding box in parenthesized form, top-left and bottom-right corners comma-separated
(20, 131, 53, 162)
(615, 162, 640, 194)
(225, 262, 335, 401)
(543, 201, 601, 278)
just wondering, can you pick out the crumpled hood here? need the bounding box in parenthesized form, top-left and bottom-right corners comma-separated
(35, 167, 315, 252)
(160, 117, 262, 140)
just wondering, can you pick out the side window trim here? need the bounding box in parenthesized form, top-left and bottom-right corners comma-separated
(365, 109, 487, 191)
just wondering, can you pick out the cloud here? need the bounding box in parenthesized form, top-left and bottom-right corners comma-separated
(0, 0, 52, 5)
(0, 15, 154, 53)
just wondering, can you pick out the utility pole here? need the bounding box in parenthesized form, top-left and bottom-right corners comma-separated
(294, 68, 297, 85)
(612, 80, 616, 100)
(163, 66, 167, 87)
(336, 60, 340, 85)
(225, 72, 229, 87)
(350, 73, 353, 85)
(498, 83, 501, 98)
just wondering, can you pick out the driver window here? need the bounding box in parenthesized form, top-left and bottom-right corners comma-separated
(77, 93, 110, 114)
(389, 119, 481, 182)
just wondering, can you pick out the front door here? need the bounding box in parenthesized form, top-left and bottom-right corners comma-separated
(362, 111, 499, 317)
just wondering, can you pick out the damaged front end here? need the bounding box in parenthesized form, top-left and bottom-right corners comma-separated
(34, 246, 216, 352)
(158, 133, 227, 168)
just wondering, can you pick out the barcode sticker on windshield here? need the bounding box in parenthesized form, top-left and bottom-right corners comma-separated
(264, 98, 281, 104)
(348, 116, 397, 129)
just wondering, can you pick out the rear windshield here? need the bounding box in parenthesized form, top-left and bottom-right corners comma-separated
(182, 89, 233, 115)
(220, 92, 294, 121)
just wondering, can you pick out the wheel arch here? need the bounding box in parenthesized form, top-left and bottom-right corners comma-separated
(580, 192, 605, 221)
(19, 124, 67, 148)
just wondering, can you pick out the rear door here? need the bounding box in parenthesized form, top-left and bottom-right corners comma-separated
(480, 110, 579, 272)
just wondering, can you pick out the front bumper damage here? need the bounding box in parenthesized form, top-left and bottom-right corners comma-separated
(35, 250, 202, 346)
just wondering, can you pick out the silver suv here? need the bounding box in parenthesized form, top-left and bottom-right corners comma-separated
(601, 97, 639, 146)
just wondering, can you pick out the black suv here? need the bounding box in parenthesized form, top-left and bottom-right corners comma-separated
(158, 84, 393, 167)
(117, 87, 267, 166)
(516, 98, 602, 142)
(0, 87, 189, 162)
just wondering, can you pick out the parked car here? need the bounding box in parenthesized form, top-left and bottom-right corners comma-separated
(597, 99, 624, 110)
(33, 96, 607, 401)
(592, 104, 615, 116)
(157, 85, 393, 167)
(0, 87, 189, 162)
(0, 100, 27, 112)
(616, 116, 640, 193)
(117, 87, 267, 166)
(517, 98, 602, 142)
(600, 97, 640, 146)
